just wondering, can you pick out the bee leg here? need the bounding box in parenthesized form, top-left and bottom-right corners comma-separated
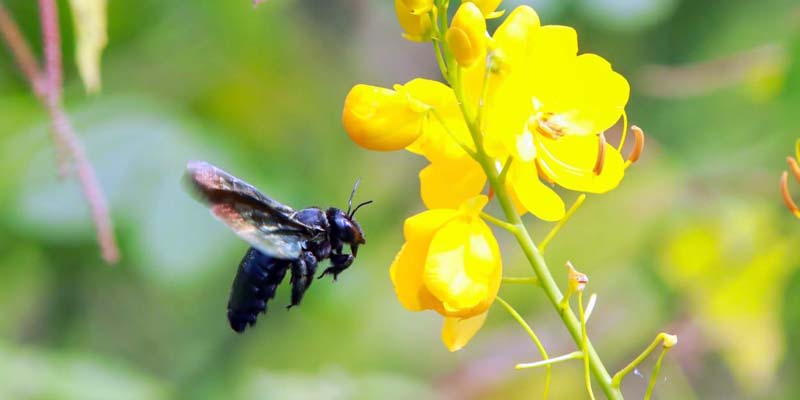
(317, 253, 354, 282)
(287, 252, 317, 309)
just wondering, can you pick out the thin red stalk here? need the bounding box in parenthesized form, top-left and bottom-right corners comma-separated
(48, 106, 120, 263)
(38, 0, 62, 103)
(0, 3, 45, 95)
(0, 1, 119, 263)
(0, 1, 70, 175)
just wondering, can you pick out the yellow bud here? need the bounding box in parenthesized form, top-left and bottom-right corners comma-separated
(566, 261, 588, 292)
(445, 2, 487, 67)
(400, 0, 434, 15)
(465, 0, 504, 18)
(662, 334, 678, 349)
(342, 84, 428, 151)
(394, 0, 434, 42)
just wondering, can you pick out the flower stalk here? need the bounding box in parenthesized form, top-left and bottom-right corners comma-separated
(496, 296, 551, 399)
(611, 332, 678, 388)
(429, 10, 622, 395)
(468, 105, 622, 400)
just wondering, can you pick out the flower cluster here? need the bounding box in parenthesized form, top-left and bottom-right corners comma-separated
(343, 0, 642, 350)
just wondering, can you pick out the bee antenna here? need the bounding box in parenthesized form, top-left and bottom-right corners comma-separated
(346, 178, 361, 216)
(349, 200, 373, 218)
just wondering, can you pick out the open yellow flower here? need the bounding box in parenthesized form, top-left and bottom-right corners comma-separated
(390, 195, 501, 351)
(459, 5, 629, 218)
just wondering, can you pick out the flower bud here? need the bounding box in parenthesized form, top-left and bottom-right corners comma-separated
(662, 334, 678, 349)
(566, 261, 588, 292)
(395, 0, 434, 42)
(446, 2, 487, 67)
(342, 84, 428, 151)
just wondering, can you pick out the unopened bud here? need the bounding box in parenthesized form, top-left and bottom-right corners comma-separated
(446, 2, 487, 68)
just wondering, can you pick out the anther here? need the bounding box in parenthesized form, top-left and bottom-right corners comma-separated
(593, 133, 607, 176)
(628, 125, 645, 163)
(781, 171, 800, 217)
(534, 113, 565, 139)
(787, 156, 800, 184)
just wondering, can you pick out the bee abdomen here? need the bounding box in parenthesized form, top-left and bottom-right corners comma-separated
(227, 247, 290, 333)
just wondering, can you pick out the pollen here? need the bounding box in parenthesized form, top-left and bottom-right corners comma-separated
(530, 112, 566, 140)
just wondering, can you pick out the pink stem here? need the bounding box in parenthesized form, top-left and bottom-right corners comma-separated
(0, 3, 45, 96)
(48, 106, 120, 263)
(38, 0, 62, 104)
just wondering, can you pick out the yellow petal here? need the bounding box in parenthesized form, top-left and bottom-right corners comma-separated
(394, 0, 434, 41)
(465, 0, 504, 17)
(535, 134, 625, 193)
(342, 83, 426, 151)
(400, 0, 434, 15)
(442, 312, 489, 351)
(420, 158, 486, 209)
(492, 6, 541, 68)
(404, 80, 475, 162)
(446, 2, 487, 67)
(532, 53, 629, 136)
(403, 78, 457, 109)
(423, 216, 501, 315)
(466, 7, 541, 159)
(68, 0, 107, 93)
(403, 209, 458, 243)
(508, 162, 565, 221)
(390, 242, 443, 312)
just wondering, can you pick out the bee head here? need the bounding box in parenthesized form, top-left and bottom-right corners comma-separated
(327, 179, 372, 256)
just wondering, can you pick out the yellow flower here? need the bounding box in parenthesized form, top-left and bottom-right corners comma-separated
(394, 0, 434, 42)
(390, 195, 502, 351)
(465, 0, 505, 18)
(446, 2, 487, 68)
(342, 79, 451, 151)
(460, 6, 630, 218)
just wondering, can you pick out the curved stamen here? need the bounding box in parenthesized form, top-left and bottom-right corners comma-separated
(787, 156, 800, 184)
(627, 125, 645, 164)
(781, 171, 800, 218)
(593, 133, 606, 176)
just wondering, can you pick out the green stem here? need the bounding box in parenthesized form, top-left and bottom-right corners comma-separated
(501, 276, 540, 286)
(516, 351, 582, 370)
(579, 291, 596, 400)
(453, 82, 622, 400)
(429, 11, 448, 80)
(644, 348, 669, 400)
(539, 193, 586, 254)
(612, 333, 672, 388)
(496, 296, 551, 400)
(481, 212, 519, 233)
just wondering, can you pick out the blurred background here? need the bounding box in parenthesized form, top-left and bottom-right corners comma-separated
(0, 0, 799, 399)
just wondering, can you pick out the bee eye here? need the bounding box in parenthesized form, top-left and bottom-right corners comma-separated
(334, 215, 356, 243)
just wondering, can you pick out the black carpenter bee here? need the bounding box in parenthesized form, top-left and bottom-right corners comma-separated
(184, 161, 370, 333)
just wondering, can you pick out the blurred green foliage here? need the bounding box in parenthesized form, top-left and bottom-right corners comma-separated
(0, 0, 798, 399)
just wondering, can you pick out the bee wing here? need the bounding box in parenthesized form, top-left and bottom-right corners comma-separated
(185, 161, 321, 260)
